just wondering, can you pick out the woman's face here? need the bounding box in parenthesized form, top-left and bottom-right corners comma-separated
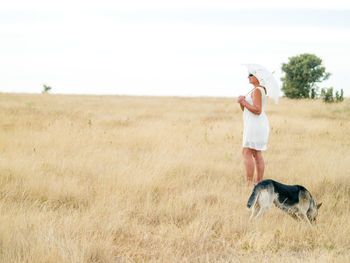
(248, 74, 259, 85)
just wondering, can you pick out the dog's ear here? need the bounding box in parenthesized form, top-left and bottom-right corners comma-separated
(317, 203, 322, 209)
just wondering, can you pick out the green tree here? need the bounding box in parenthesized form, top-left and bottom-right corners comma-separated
(281, 54, 330, 99)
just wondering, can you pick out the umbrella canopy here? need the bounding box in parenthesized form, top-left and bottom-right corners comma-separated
(243, 64, 280, 104)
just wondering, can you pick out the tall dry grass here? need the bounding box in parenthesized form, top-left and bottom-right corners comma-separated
(0, 93, 350, 262)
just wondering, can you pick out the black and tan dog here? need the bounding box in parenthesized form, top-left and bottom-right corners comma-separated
(247, 179, 322, 226)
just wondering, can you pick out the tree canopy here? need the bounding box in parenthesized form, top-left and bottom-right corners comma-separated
(281, 54, 330, 99)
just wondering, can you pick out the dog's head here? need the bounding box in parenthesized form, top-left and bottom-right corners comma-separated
(307, 202, 322, 223)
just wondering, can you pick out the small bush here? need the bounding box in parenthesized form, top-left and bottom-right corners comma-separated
(335, 89, 344, 102)
(321, 88, 344, 103)
(42, 84, 52, 94)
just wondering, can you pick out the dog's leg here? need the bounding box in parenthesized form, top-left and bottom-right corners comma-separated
(253, 190, 271, 219)
(254, 205, 268, 219)
(288, 212, 300, 221)
(299, 213, 312, 227)
(249, 203, 261, 222)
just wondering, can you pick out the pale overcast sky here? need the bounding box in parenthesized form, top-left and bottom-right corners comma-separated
(1, 0, 350, 97)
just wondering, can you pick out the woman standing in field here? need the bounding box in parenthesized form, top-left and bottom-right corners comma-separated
(237, 65, 279, 184)
(238, 73, 269, 184)
(237, 64, 279, 185)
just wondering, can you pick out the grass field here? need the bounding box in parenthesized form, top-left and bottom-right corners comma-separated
(0, 93, 350, 262)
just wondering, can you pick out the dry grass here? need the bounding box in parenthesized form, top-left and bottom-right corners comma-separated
(0, 93, 350, 262)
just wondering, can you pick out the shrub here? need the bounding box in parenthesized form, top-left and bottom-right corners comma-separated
(321, 88, 344, 103)
(42, 84, 52, 94)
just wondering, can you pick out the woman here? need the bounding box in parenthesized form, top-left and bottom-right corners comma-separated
(238, 73, 269, 184)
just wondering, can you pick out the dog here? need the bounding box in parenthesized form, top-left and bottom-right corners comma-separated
(247, 179, 322, 226)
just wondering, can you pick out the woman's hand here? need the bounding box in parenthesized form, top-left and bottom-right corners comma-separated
(237, 96, 245, 103)
(238, 96, 246, 111)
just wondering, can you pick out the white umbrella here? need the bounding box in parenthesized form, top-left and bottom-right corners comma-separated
(243, 64, 280, 104)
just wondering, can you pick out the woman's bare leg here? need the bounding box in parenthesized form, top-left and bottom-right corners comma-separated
(253, 150, 265, 183)
(242, 148, 254, 184)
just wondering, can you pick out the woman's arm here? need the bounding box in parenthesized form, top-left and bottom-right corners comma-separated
(240, 103, 244, 111)
(241, 89, 262, 115)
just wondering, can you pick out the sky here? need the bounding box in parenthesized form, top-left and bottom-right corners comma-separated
(1, 0, 350, 98)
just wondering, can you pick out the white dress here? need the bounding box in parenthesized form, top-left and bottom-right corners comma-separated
(242, 87, 269, 151)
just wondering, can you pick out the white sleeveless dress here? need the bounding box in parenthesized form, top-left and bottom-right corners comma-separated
(242, 87, 269, 151)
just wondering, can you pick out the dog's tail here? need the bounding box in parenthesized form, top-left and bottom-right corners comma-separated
(246, 185, 261, 209)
